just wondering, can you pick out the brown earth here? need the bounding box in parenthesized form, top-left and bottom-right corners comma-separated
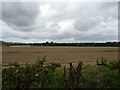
(2, 46, 118, 67)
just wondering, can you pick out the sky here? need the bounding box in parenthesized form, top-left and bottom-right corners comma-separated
(0, 2, 118, 43)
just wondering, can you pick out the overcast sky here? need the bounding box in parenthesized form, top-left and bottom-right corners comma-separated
(0, 2, 118, 43)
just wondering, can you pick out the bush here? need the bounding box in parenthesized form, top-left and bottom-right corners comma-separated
(102, 69, 120, 88)
(47, 62, 61, 71)
(107, 61, 120, 71)
(2, 58, 120, 89)
(64, 61, 85, 88)
(2, 57, 63, 89)
(82, 65, 120, 88)
(9, 61, 20, 68)
(96, 58, 108, 66)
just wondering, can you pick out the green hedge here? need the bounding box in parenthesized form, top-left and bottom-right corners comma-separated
(2, 58, 120, 89)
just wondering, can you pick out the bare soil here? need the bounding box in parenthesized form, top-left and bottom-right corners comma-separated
(2, 46, 118, 67)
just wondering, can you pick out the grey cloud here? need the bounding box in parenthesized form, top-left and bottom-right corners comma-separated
(41, 2, 117, 32)
(2, 2, 118, 43)
(72, 2, 117, 32)
(45, 2, 117, 22)
(75, 34, 117, 42)
(0, 3, 2, 20)
(2, 2, 40, 29)
(73, 16, 115, 31)
(99, 2, 117, 9)
(73, 17, 99, 31)
(96, 2, 118, 20)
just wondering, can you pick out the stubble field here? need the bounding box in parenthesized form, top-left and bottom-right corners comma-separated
(2, 46, 118, 67)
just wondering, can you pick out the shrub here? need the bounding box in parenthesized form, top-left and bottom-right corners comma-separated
(2, 58, 120, 89)
(107, 60, 120, 73)
(36, 56, 46, 67)
(9, 61, 20, 68)
(64, 61, 85, 88)
(102, 69, 120, 88)
(96, 58, 108, 66)
(82, 65, 120, 88)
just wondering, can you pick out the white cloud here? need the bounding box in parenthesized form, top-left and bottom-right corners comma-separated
(58, 20, 74, 31)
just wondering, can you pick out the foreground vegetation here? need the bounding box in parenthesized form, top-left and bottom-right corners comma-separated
(2, 57, 120, 89)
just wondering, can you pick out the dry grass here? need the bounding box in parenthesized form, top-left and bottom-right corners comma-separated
(2, 46, 118, 67)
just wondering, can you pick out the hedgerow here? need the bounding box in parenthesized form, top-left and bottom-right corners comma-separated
(2, 57, 120, 89)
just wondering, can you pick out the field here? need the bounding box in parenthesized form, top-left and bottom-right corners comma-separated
(2, 46, 118, 67)
(2, 46, 120, 88)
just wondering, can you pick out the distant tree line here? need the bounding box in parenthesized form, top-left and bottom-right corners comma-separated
(31, 41, 120, 47)
(1, 41, 120, 47)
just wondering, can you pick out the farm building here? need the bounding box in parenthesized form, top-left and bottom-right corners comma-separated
(2, 43, 31, 47)
(9, 45, 31, 47)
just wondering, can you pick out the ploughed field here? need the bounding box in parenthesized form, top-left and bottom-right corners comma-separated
(2, 46, 118, 67)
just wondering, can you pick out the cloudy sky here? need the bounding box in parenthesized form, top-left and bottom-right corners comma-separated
(0, 2, 118, 43)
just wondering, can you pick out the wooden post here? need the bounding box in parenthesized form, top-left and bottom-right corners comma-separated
(69, 63, 73, 70)
(64, 66, 66, 78)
